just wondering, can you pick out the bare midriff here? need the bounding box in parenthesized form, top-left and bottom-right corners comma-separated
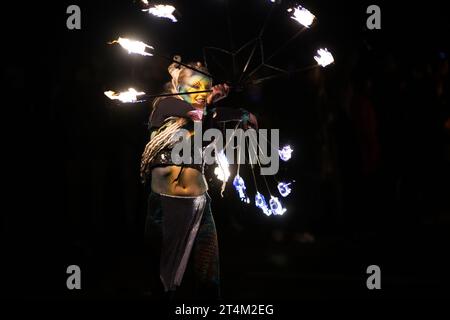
(151, 166, 208, 197)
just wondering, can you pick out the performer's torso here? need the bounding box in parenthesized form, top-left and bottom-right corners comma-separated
(151, 165, 208, 197)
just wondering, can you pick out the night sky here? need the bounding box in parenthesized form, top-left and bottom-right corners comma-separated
(2, 0, 449, 304)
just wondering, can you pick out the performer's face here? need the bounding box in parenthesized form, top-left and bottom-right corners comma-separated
(179, 73, 212, 109)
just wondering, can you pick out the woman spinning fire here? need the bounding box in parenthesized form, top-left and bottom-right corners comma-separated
(141, 56, 257, 299)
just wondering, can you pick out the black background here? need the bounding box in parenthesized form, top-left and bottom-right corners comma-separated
(2, 0, 449, 302)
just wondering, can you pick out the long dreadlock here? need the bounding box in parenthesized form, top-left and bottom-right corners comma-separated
(140, 117, 188, 182)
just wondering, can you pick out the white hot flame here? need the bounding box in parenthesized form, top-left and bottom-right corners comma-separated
(314, 48, 334, 67)
(109, 37, 154, 56)
(214, 150, 230, 182)
(288, 5, 315, 28)
(143, 5, 177, 23)
(141, 0, 149, 5)
(104, 88, 146, 103)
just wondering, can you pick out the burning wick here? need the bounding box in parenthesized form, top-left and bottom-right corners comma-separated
(277, 182, 292, 197)
(255, 192, 272, 216)
(279, 145, 293, 162)
(143, 5, 178, 23)
(270, 196, 287, 215)
(104, 88, 145, 103)
(233, 175, 250, 204)
(288, 5, 316, 28)
(109, 37, 154, 56)
(214, 150, 230, 182)
(314, 48, 334, 67)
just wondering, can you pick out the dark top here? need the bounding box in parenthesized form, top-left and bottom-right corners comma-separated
(147, 97, 249, 173)
(149, 97, 247, 128)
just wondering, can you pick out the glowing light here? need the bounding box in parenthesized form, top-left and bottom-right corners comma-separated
(277, 182, 292, 197)
(109, 37, 154, 56)
(288, 5, 316, 28)
(314, 48, 334, 67)
(255, 192, 272, 216)
(270, 196, 287, 215)
(143, 5, 177, 23)
(279, 145, 293, 161)
(104, 88, 146, 103)
(141, 0, 149, 5)
(214, 150, 230, 182)
(233, 175, 250, 204)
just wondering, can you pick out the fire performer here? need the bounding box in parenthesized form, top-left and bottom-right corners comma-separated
(141, 56, 257, 300)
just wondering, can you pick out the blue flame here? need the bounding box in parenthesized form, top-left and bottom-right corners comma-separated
(277, 182, 292, 197)
(255, 192, 272, 216)
(270, 196, 287, 215)
(233, 175, 250, 204)
(279, 145, 293, 161)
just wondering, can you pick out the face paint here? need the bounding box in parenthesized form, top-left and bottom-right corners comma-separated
(179, 74, 212, 108)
